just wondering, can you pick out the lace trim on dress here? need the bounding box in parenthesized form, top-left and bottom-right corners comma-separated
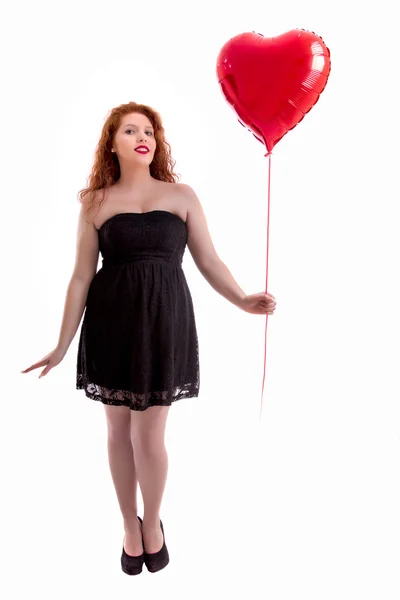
(76, 373, 199, 411)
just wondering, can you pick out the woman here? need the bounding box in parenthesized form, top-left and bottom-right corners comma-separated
(21, 101, 277, 575)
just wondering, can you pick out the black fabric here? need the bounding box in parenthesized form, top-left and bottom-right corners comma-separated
(76, 210, 200, 411)
(143, 518, 169, 572)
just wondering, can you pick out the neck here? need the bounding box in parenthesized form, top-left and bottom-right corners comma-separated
(115, 166, 155, 191)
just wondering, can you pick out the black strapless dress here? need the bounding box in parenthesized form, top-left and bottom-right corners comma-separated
(76, 210, 200, 411)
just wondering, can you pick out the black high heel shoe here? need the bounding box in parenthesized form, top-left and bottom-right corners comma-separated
(121, 516, 145, 575)
(143, 519, 170, 573)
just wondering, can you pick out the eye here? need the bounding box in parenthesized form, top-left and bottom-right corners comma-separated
(126, 129, 153, 136)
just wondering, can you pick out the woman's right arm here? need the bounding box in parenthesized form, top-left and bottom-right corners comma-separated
(55, 202, 100, 355)
(21, 201, 100, 377)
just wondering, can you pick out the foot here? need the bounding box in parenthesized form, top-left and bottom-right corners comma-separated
(142, 520, 164, 554)
(123, 518, 144, 557)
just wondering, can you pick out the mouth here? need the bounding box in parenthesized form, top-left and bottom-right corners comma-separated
(135, 146, 149, 154)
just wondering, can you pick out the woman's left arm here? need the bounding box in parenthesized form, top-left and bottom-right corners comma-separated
(181, 183, 277, 315)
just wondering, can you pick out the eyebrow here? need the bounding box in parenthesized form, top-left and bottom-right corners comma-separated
(124, 123, 154, 129)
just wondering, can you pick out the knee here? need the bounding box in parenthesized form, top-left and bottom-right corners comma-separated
(131, 433, 166, 458)
(107, 423, 131, 443)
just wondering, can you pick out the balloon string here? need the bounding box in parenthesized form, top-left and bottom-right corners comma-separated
(259, 151, 273, 421)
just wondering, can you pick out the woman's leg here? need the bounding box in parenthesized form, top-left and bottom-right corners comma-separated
(104, 404, 143, 556)
(130, 405, 170, 554)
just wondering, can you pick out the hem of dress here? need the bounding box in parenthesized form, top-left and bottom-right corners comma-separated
(76, 382, 199, 411)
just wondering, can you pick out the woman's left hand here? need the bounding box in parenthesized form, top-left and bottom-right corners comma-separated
(240, 292, 277, 315)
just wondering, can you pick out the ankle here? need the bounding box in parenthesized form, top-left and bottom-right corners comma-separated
(142, 515, 160, 528)
(123, 514, 139, 528)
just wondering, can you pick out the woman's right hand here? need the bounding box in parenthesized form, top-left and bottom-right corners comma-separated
(21, 347, 67, 379)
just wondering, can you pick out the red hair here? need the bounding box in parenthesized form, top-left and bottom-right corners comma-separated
(77, 101, 181, 218)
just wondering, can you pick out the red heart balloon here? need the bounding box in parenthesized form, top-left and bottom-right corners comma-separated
(216, 29, 331, 153)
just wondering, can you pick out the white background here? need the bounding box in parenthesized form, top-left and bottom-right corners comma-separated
(2, 0, 399, 598)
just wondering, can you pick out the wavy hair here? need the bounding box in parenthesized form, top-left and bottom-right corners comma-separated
(77, 101, 181, 219)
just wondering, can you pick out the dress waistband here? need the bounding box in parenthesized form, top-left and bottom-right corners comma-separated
(102, 255, 182, 268)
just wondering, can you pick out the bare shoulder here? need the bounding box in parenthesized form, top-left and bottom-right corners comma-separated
(175, 182, 200, 214)
(175, 182, 194, 197)
(79, 189, 100, 220)
(162, 181, 188, 196)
